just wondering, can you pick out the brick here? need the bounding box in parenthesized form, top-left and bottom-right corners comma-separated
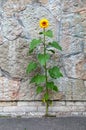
(0, 102, 17, 107)
(37, 106, 46, 112)
(3, 106, 37, 112)
(74, 102, 85, 106)
(53, 101, 65, 106)
(17, 101, 42, 106)
(66, 102, 75, 106)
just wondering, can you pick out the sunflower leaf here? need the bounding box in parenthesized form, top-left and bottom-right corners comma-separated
(49, 66, 63, 79)
(44, 30, 53, 38)
(36, 86, 43, 94)
(29, 39, 41, 53)
(53, 85, 58, 92)
(46, 81, 58, 92)
(49, 41, 62, 51)
(26, 62, 37, 74)
(30, 74, 46, 85)
(38, 53, 50, 65)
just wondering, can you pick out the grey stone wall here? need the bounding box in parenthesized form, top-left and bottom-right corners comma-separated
(0, 0, 86, 116)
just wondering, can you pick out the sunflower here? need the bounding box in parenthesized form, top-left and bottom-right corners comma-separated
(39, 19, 49, 28)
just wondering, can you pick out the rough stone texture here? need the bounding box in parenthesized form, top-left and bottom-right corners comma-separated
(0, 0, 86, 114)
(0, 77, 20, 101)
(63, 53, 86, 80)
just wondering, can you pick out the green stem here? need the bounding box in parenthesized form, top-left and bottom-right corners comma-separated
(43, 28, 48, 115)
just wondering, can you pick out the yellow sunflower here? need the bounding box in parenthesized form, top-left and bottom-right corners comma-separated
(39, 19, 49, 28)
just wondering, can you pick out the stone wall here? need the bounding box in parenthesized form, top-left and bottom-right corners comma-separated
(0, 0, 86, 116)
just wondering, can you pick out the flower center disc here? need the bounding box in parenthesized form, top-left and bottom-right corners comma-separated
(42, 22, 46, 26)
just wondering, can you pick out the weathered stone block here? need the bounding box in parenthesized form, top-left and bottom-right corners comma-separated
(63, 53, 86, 80)
(57, 78, 86, 100)
(0, 102, 17, 107)
(0, 77, 20, 101)
(3, 106, 37, 112)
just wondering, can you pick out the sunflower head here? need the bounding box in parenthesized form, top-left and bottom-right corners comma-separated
(39, 19, 49, 28)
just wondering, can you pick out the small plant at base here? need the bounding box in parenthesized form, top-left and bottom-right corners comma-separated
(26, 18, 63, 116)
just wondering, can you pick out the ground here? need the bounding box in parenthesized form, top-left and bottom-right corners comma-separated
(0, 117, 86, 130)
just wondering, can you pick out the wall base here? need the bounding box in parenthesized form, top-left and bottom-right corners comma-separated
(0, 101, 85, 117)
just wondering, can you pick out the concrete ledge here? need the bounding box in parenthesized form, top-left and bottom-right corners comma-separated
(3, 106, 37, 112)
(0, 101, 85, 117)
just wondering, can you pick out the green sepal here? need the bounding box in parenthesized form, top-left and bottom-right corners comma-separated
(39, 32, 43, 35)
(30, 74, 46, 85)
(49, 41, 62, 51)
(38, 53, 50, 65)
(29, 39, 41, 53)
(49, 66, 63, 79)
(26, 62, 37, 74)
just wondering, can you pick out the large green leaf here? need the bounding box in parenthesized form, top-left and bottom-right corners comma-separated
(36, 86, 43, 94)
(49, 41, 62, 51)
(46, 81, 54, 90)
(26, 62, 37, 74)
(30, 74, 46, 85)
(38, 53, 50, 65)
(46, 81, 58, 92)
(44, 30, 53, 38)
(49, 66, 63, 79)
(29, 39, 41, 53)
